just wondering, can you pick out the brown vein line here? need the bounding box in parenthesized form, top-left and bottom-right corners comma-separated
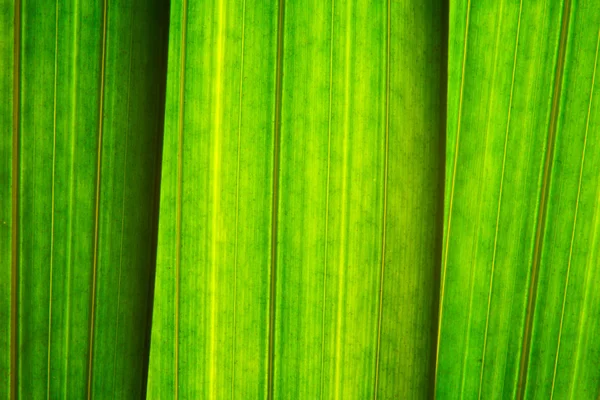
(434, 0, 471, 389)
(230, 0, 246, 397)
(86, 0, 109, 396)
(47, 1, 59, 396)
(111, 6, 136, 396)
(550, 26, 600, 400)
(373, 0, 391, 398)
(175, 1, 189, 397)
(10, 0, 21, 397)
(267, 0, 285, 397)
(477, 1, 522, 398)
(516, 1, 571, 396)
(319, 0, 335, 397)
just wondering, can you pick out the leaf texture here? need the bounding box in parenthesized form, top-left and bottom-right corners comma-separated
(437, 0, 600, 398)
(147, 0, 446, 399)
(146, 0, 279, 398)
(275, 0, 445, 399)
(6, 0, 600, 398)
(1, 0, 169, 397)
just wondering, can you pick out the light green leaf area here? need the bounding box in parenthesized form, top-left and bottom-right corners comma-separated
(276, 0, 445, 399)
(1, 0, 168, 398)
(148, 0, 445, 399)
(437, 0, 600, 398)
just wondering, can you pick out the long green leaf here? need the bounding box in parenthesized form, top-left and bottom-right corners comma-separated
(147, 0, 279, 397)
(147, 0, 446, 399)
(1, 0, 169, 397)
(436, 0, 600, 398)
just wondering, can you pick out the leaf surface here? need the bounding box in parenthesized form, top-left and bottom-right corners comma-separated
(275, 0, 446, 399)
(1, 0, 169, 397)
(436, 0, 600, 398)
(146, 0, 279, 398)
(147, 0, 446, 399)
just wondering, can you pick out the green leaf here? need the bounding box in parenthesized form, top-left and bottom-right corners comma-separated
(1, 0, 169, 397)
(147, 0, 446, 399)
(436, 0, 600, 398)
(275, 1, 445, 399)
(146, 0, 279, 397)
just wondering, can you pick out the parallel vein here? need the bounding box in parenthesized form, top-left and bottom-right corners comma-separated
(373, 0, 391, 397)
(517, 1, 572, 396)
(477, 1, 523, 397)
